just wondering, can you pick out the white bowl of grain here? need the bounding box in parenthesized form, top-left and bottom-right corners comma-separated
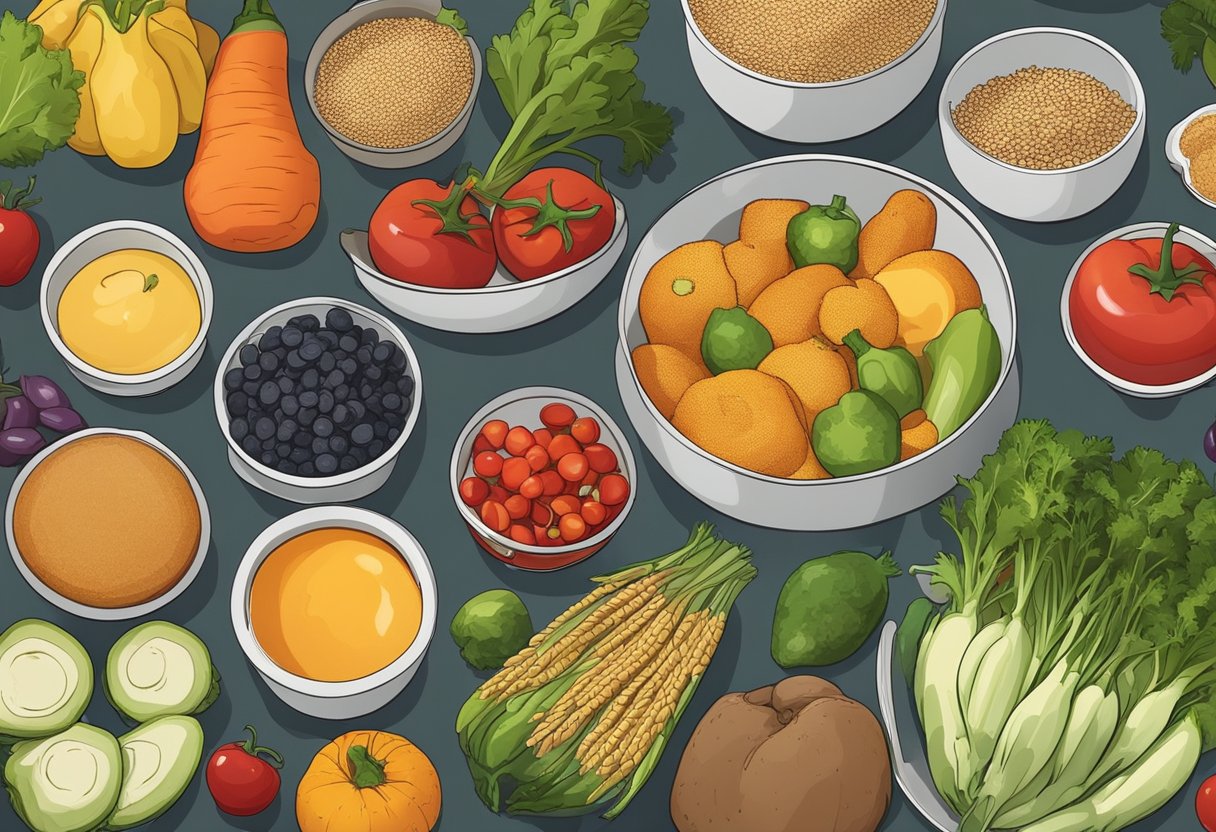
(1166, 105, 1216, 209)
(680, 0, 946, 143)
(939, 28, 1145, 223)
(305, 0, 481, 169)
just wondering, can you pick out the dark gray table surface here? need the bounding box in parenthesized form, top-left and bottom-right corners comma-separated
(0, 0, 1210, 830)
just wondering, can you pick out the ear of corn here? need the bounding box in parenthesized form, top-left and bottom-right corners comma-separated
(456, 523, 755, 819)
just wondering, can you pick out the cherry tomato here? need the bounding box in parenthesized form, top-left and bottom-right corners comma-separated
(480, 419, 508, 450)
(581, 500, 607, 526)
(459, 476, 489, 507)
(491, 168, 615, 281)
(583, 443, 618, 474)
(524, 444, 550, 473)
(559, 513, 587, 542)
(505, 426, 535, 456)
(570, 417, 600, 445)
(504, 493, 531, 520)
(480, 500, 510, 532)
(599, 474, 630, 506)
(557, 452, 589, 482)
(548, 434, 581, 460)
(540, 402, 576, 430)
(1199, 772, 1216, 832)
(487, 484, 510, 505)
(473, 451, 503, 479)
(500, 457, 531, 491)
(472, 434, 494, 455)
(1070, 222, 1216, 385)
(509, 524, 536, 546)
(540, 469, 564, 496)
(520, 475, 544, 500)
(533, 524, 558, 546)
(550, 495, 581, 517)
(0, 179, 40, 288)
(532, 428, 554, 449)
(369, 179, 496, 289)
(206, 725, 283, 817)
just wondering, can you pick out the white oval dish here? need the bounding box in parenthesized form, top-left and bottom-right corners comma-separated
(1165, 104, 1216, 209)
(1061, 222, 1216, 398)
(680, 0, 946, 143)
(304, 0, 482, 169)
(342, 195, 627, 333)
(616, 154, 1019, 532)
(939, 28, 1146, 223)
(230, 506, 437, 720)
(5, 428, 211, 621)
(213, 297, 423, 504)
(40, 220, 214, 397)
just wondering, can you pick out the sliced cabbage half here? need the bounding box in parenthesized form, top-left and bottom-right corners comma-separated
(106, 715, 204, 830)
(4, 723, 122, 832)
(0, 619, 92, 740)
(105, 622, 218, 723)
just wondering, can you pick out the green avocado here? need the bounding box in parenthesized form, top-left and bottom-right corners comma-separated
(5, 723, 122, 832)
(451, 590, 533, 671)
(105, 621, 219, 724)
(771, 550, 902, 667)
(106, 716, 204, 830)
(700, 306, 773, 375)
(0, 619, 92, 740)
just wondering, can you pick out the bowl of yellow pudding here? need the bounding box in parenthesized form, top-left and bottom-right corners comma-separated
(41, 220, 213, 397)
(231, 506, 437, 719)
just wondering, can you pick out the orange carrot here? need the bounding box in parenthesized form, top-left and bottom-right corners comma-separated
(184, 0, 320, 253)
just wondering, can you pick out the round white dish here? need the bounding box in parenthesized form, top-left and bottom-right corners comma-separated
(40, 220, 213, 397)
(230, 506, 437, 720)
(615, 154, 1019, 531)
(939, 27, 1145, 223)
(1165, 104, 1216, 209)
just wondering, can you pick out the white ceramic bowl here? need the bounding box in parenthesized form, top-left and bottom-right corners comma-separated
(230, 506, 437, 719)
(213, 297, 422, 504)
(5, 428, 211, 621)
(680, 0, 946, 143)
(40, 221, 213, 397)
(616, 154, 1019, 531)
(939, 28, 1146, 223)
(305, 0, 482, 169)
(450, 387, 637, 572)
(1061, 222, 1216, 398)
(1166, 104, 1216, 209)
(341, 194, 627, 333)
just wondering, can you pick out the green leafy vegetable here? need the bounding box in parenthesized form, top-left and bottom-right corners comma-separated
(477, 0, 674, 196)
(437, 6, 469, 37)
(1163, 0, 1216, 86)
(0, 11, 83, 168)
(911, 419, 1216, 832)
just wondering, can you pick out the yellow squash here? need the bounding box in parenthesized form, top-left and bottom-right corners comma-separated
(193, 19, 220, 75)
(28, 0, 80, 48)
(65, 12, 103, 156)
(148, 22, 206, 133)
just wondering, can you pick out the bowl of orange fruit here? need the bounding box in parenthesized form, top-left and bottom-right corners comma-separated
(615, 154, 1020, 531)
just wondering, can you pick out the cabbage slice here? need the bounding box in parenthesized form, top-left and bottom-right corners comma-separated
(0, 619, 91, 740)
(105, 622, 218, 723)
(4, 723, 122, 832)
(106, 715, 204, 830)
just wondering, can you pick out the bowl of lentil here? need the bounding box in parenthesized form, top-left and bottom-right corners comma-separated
(1166, 105, 1216, 209)
(939, 28, 1145, 223)
(680, 0, 946, 143)
(214, 297, 423, 504)
(305, 0, 481, 169)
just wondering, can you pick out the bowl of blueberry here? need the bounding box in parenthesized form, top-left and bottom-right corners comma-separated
(214, 298, 422, 504)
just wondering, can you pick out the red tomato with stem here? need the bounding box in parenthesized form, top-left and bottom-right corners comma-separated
(1069, 223, 1216, 385)
(1198, 772, 1216, 831)
(491, 168, 615, 281)
(369, 179, 496, 289)
(0, 178, 40, 287)
(206, 725, 283, 817)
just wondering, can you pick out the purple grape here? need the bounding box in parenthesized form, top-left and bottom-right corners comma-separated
(1206, 423, 1216, 463)
(1, 395, 37, 431)
(0, 444, 21, 467)
(19, 375, 69, 410)
(38, 407, 86, 434)
(0, 428, 46, 458)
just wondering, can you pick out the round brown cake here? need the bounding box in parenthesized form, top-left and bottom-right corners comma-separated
(12, 434, 202, 609)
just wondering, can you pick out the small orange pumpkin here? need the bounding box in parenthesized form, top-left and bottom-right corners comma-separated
(296, 730, 441, 832)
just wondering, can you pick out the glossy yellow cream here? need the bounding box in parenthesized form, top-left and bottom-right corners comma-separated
(58, 249, 201, 375)
(250, 528, 422, 683)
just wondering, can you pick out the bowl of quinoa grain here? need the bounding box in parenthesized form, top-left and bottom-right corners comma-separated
(305, 0, 481, 169)
(939, 28, 1145, 223)
(681, 0, 946, 143)
(1166, 104, 1216, 209)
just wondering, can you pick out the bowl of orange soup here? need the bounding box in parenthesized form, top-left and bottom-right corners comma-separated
(230, 506, 437, 719)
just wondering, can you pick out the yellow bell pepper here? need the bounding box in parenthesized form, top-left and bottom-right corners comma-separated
(65, 11, 104, 156)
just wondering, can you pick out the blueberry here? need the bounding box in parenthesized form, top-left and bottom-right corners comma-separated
(380, 380, 398, 395)
(301, 368, 319, 389)
(258, 381, 281, 407)
(291, 314, 319, 332)
(246, 395, 260, 413)
(258, 326, 283, 351)
(312, 436, 330, 455)
(314, 453, 337, 475)
(242, 363, 261, 382)
(290, 447, 310, 464)
(241, 434, 260, 456)
(239, 344, 259, 366)
(372, 342, 394, 363)
(351, 424, 374, 446)
(383, 393, 404, 413)
(299, 391, 319, 408)
(368, 439, 385, 458)
(241, 380, 260, 398)
(385, 410, 403, 427)
(356, 346, 373, 365)
(298, 407, 317, 427)
(388, 427, 401, 442)
(351, 446, 369, 464)
(230, 418, 249, 441)
(282, 395, 299, 417)
(286, 350, 307, 371)
(278, 376, 293, 394)
(332, 404, 350, 426)
(329, 435, 350, 454)
(252, 416, 274, 440)
(397, 376, 415, 397)
(276, 443, 291, 459)
(300, 341, 323, 362)
(360, 383, 374, 399)
(326, 308, 354, 332)
(335, 334, 356, 353)
(318, 352, 336, 374)
(282, 326, 303, 348)
(340, 455, 360, 472)
(314, 417, 334, 438)
(348, 401, 367, 421)
(277, 460, 298, 475)
(336, 357, 355, 377)
(224, 367, 244, 391)
(367, 395, 383, 415)
(227, 392, 249, 417)
(334, 384, 350, 402)
(325, 369, 344, 389)
(259, 352, 280, 373)
(299, 462, 316, 477)
(318, 391, 334, 414)
(276, 420, 297, 442)
(365, 365, 384, 383)
(260, 451, 276, 466)
(362, 328, 379, 346)
(373, 421, 389, 439)
(389, 350, 407, 372)
(293, 432, 312, 448)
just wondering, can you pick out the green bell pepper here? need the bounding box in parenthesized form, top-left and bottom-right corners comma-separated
(786, 195, 861, 273)
(843, 328, 923, 418)
(811, 390, 900, 477)
(701, 306, 773, 375)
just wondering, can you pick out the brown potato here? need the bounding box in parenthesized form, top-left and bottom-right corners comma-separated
(631, 343, 709, 420)
(852, 189, 937, 279)
(738, 198, 809, 244)
(748, 265, 850, 347)
(671, 676, 892, 832)
(724, 239, 793, 307)
(758, 339, 851, 425)
(819, 278, 899, 348)
(639, 241, 738, 360)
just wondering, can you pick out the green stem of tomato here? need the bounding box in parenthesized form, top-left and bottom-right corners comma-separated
(347, 746, 388, 789)
(1126, 222, 1209, 302)
(240, 725, 285, 769)
(483, 179, 601, 253)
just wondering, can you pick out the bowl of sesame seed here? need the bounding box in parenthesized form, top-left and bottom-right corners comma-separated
(305, 0, 481, 169)
(939, 28, 1145, 223)
(680, 0, 947, 143)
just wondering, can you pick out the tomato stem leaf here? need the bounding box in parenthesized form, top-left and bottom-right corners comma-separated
(1126, 222, 1211, 302)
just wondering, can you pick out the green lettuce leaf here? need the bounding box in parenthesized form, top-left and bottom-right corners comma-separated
(1162, 0, 1216, 73)
(0, 11, 83, 168)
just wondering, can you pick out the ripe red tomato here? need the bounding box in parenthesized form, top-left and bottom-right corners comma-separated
(206, 725, 283, 817)
(0, 179, 41, 287)
(1070, 223, 1216, 385)
(369, 179, 496, 289)
(491, 167, 615, 281)
(1200, 773, 1216, 832)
